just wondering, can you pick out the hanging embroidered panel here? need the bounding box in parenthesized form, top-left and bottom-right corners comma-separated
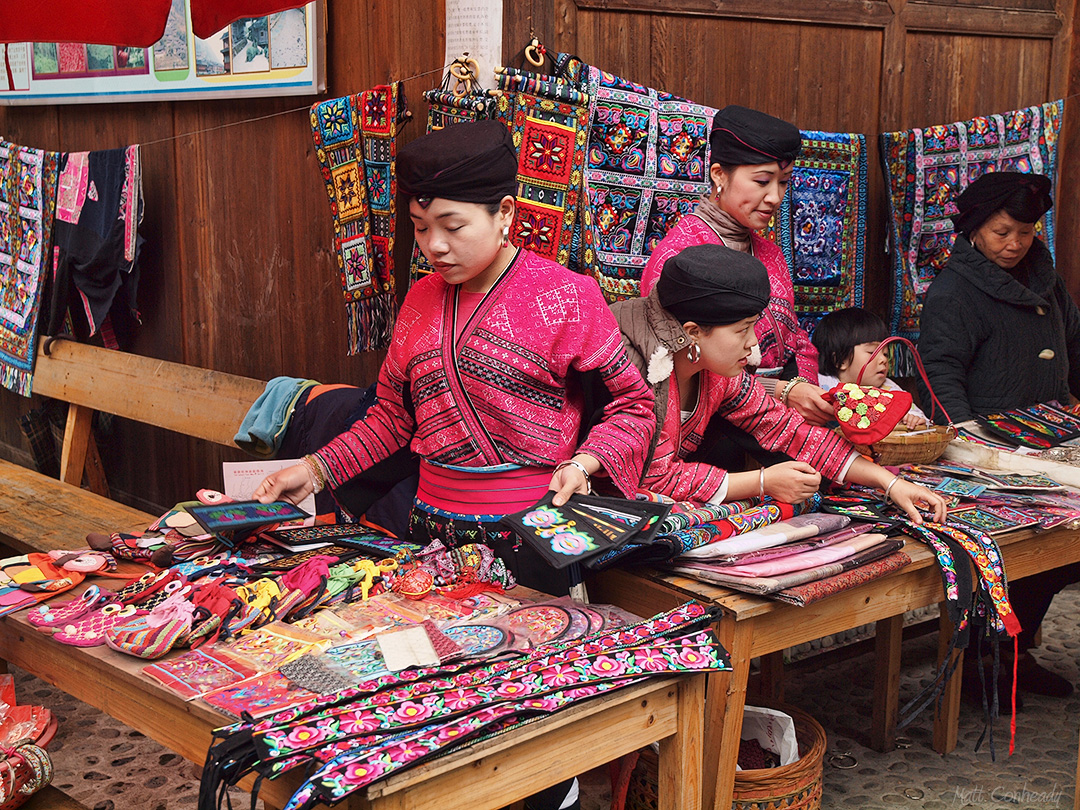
(579, 63, 716, 302)
(494, 73, 594, 275)
(881, 99, 1064, 341)
(310, 83, 406, 354)
(0, 140, 59, 396)
(760, 130, 867, 334)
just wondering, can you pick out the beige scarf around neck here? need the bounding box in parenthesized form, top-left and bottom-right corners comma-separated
(694, 194, 752, 253)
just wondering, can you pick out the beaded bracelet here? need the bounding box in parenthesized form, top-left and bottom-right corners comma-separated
(554, 459, 593, 495)
(302, 454, 327, 494)
(779, 376, 808, 406)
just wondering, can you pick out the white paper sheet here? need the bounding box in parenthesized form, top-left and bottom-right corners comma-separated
(222, 459, 316, 524)
(444, 0, 503, 90)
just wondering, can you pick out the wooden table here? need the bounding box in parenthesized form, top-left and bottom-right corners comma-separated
(0, 590, 707, 810)
(590, 524, 1080, 810)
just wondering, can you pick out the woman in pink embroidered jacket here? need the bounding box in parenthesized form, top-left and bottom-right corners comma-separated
(614, 244, 946, 524)
(255, 120, 656, 596)
(640, 105, 832, 426)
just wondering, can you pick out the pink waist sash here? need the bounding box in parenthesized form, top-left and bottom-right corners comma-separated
(415, 461, 553, 519)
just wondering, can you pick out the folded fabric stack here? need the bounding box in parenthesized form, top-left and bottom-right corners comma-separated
(669, 512, 911, 606)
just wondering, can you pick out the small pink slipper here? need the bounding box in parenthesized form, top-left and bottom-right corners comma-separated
(27, 585, 110, 630)
(52, 603, 144, 647)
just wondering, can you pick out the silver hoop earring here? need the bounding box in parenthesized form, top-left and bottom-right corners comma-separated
(502, 225, 510, 247)
(687, 342, 701, 364)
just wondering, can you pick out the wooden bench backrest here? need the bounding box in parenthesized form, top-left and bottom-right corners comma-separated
(31, 337, 265, 494)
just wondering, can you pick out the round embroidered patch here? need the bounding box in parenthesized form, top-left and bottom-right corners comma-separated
(441, 624, 507, 657)
(505, 605, 572, 645)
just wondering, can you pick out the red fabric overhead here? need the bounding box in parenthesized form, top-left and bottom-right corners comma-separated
(0, 0, 309, 47)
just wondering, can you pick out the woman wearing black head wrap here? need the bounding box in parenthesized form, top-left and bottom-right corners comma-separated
(918, 171, 1080, 701)
(639, 105, 834, 427)
(613, 244, 946, 522)
(256, 119, 656, 589)
(918, 171, 1075, 421)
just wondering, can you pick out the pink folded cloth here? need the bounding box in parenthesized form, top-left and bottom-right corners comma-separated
(678, 513, 850, 560)
(711, 524, 876, 567)
(714, 533, 888, 578)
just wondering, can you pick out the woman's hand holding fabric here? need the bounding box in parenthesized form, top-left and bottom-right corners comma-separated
(253, 464, 315, 505)
(888, 480, 947, 524)
(762, 461, 821, 503)
(549, 454, 600, 507)
(784, 383, 833, 426)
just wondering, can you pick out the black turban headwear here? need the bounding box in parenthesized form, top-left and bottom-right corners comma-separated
(709, 105, 801, 169)
(657, 243, 771, 326)
(951, 171, 1053, 237)
(398, 120, 518, 204)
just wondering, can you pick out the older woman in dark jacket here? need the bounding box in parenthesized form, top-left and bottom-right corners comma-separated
(919, 171, 1080, 700)
(919, 172, 1080, 421)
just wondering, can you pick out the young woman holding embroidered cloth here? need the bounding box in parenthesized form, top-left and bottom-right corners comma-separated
(614, 243, 947, 524)
(254, 121, 655, 600)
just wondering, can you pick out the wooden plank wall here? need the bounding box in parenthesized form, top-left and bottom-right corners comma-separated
(0, 0, 444, 512)
(505, 0, 1080, 312)
(0, 0, 1076, 512)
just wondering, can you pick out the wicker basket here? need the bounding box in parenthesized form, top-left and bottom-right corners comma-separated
(856, 423, 957, 467)
(625, 703, 827, 810)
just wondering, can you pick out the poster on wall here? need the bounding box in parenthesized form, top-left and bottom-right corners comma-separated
(0, 0, 325, 105)
(444, 0, 502, 90)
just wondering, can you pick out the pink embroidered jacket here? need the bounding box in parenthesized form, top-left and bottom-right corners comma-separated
(612, 292, 856, 504)
(640, 214, 819, 382)
(315, 249, 656, 498)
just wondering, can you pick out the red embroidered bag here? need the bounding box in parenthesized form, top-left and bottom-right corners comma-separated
(823, 336, 952, 445)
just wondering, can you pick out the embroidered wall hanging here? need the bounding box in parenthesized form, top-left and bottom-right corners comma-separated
(881, 99, 1064, 342)
(494, 73, 594, 275)
(0, 140, 59, 396)
(45, 145, 144, 347)
(573, 58, 716, 302)
(310, 83, 407, 354)
(761, 130, 867, 333)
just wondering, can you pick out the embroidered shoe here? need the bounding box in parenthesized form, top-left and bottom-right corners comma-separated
(27, 585, 110, 630)
(52, 603, 144, 647)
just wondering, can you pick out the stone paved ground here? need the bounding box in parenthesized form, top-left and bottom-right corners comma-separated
(17, 584, 1080, 809)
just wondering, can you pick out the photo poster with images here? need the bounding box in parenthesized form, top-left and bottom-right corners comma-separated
(0, 0, 325, 105)
(222, 459, 316, 525)
(444, 0, 503, 90)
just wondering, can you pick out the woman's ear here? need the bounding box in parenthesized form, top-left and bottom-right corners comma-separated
(499, 195, 516, 226)
(682, 321, 702, 341)
(709, 164, 727, 194)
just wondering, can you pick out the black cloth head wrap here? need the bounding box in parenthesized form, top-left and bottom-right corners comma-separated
(398, 120, 518, 204)
(951, 171, 1053, 236)
(657, 243, 771, 325)
(709, 105, 801, 169)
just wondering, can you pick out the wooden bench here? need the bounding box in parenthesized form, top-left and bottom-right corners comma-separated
(0, 336, 710, 810)
(0, 336, 265, 556)
(24, 786, 90, 810)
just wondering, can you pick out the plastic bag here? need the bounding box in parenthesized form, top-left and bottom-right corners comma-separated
(737, 705, 799, 770)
